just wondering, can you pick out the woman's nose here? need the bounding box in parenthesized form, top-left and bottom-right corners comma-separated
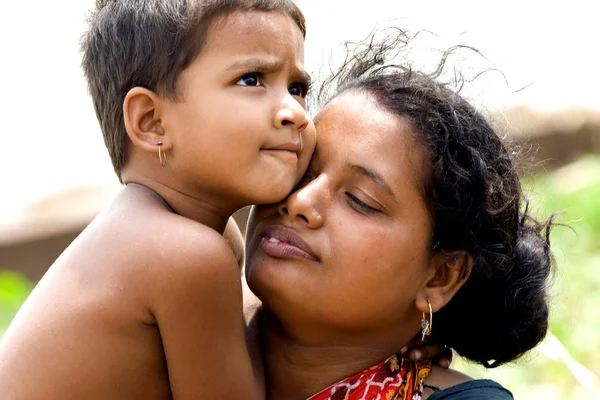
(277, 178, 325, 229)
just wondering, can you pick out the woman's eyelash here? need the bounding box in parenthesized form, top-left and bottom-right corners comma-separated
(293, 175, 380, 214)
(346, 193, 379, 213)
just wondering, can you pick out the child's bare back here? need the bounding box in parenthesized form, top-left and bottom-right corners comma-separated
(0, 0, 314, 398)
(0, 185, 249, 398)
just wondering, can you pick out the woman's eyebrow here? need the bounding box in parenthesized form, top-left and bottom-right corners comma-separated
(350, 164, 397, 202)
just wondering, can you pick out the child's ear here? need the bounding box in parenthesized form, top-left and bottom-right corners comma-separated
(416, 250, 473, 314)
(123, 87, 169, 153)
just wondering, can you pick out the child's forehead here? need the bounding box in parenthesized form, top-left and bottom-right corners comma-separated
(207, 9, 304, 43)
(201, 10, 305, 61)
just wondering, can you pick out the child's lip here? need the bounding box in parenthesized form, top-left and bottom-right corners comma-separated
(263, 141, 302, 154)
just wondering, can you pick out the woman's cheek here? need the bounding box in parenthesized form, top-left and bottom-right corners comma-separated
(296, 132, 316, 185)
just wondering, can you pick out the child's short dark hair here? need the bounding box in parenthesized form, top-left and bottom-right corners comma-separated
(81, 0, 306, 181)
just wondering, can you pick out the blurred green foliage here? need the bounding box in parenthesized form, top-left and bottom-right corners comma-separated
(0, 270, 33, 338)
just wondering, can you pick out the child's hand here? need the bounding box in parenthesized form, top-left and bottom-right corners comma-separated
(401, 335, 452, 369)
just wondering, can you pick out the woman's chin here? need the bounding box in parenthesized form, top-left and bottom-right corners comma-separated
(246, 259, 292, 301)
(248, 262, 308, 308)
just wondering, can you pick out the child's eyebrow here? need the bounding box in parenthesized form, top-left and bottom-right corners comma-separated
(226, 58, 311, 86)
(226, 57, 281, 72)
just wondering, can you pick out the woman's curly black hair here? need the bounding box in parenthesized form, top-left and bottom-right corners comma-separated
(318, 29, 556, 368)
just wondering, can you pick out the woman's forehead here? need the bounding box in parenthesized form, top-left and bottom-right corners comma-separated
(312, 91, 429, 196)
(315, 90, 386, 125)
(314, 92, 415, 156)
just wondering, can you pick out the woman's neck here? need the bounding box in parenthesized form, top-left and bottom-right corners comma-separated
(261, 311, 402, 400)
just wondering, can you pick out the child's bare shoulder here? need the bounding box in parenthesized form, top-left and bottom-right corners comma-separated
(99, 185, 240, 297)
(153, 214, 240, 283)
(125, 190, 240, 292)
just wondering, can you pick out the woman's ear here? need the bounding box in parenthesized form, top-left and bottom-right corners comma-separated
(417, 250, 473, 313)
(123, 87, 170, 153)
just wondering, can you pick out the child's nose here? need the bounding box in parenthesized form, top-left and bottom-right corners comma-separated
(274, 94, 309, 131)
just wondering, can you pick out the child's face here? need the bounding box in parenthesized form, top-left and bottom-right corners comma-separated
(160, 10, 315, 208)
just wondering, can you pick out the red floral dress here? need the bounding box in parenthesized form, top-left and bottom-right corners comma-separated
(307, 354, 431, 400)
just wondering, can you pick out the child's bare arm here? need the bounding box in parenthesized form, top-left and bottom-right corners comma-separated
(151, 226, 260, 399)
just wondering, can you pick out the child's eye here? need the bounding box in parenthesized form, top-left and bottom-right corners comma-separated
(288, 82, 308, 98)
(236, 73, 261, 87)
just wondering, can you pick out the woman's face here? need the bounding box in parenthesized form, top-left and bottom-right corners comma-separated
(245, 90, 436, 346)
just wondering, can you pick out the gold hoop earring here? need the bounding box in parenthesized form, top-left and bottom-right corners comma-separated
(421, 297, 433, 341)
(157, 142, 167, 167)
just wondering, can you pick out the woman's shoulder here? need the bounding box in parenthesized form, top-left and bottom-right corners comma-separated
(424, 367, 513, 400)
(426, 380, 513, 400)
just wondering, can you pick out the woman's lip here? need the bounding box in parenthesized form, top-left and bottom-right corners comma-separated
(260, 237, 319, 262)
(261, 226, 319, 262)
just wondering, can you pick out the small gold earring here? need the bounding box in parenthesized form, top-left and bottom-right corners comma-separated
(157, 142, 167, 167)
(421, 297, 433, 341)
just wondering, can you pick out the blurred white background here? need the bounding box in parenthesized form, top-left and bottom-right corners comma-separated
(0, 0, 598, 224)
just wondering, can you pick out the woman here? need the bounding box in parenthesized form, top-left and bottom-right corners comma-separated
(241, 34, 555, 399)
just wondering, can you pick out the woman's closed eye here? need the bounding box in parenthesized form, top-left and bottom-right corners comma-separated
(236, 73, 262, 87)
(346, 192, 380, 214)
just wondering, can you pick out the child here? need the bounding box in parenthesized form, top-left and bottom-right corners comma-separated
(0, 0, 314, 398)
